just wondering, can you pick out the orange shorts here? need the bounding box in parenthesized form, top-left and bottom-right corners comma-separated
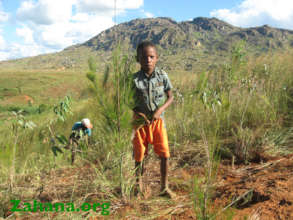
(132, 118, 170, 162)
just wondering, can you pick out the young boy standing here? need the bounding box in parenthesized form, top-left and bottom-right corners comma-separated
(132, 41, 175, 198)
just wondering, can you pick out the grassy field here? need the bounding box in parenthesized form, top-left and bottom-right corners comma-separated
(0, 70, 89, 104)
(1, 46, 293, 219)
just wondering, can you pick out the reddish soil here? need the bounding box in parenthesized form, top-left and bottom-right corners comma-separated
(114, 153, 293, 219)
(4, 154, 293, 219)
(213, 154, 293, 220)
(0, 94, 34, 105)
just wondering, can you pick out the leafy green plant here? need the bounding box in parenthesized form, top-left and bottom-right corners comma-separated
(9, 110, 36, 190)
(53, 95, 72, 122)
(49, 96, 72, 161)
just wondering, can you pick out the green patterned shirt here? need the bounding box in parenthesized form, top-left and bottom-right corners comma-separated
(133, 67, 173, 119)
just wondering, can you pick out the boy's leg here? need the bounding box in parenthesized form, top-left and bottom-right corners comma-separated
(160, 157, 168, 191)
(132, 126, 148, 195)
(152, 119, 176, 198)
(159, 157, 175, 198)
(135, 161, 143, 192)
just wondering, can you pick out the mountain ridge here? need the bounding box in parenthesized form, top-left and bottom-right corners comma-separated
(1, 17, 293, 71)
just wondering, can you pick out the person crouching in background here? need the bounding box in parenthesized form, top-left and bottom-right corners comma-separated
(67, 118, 93, 164)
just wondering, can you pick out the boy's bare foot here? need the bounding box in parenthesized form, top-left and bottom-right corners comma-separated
(159, 187, 176, 199)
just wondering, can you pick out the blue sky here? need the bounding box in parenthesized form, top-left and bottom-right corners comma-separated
(0, 0, 293, 61)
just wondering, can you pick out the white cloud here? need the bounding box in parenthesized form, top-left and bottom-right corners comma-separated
(0, 51, 9, 61)
(0, 41, 55, 61)
(0, 0, 144, 61)
(67, 15, 114, 43)
(138, 9, 154, 19)
(71, 12, 90, 22)
(38, 23, 75, 49)
(9, 43, 50, 58)
(144, 11, 154, 18)
(15, 0, 143, 49)
(0, 10, 8, 22)
(76, 0, 143, 14)
(23, 14, 115, 50)
(140, 9, 154, 18)
(16, 26, 34, 44)
(0, 28, 6, 52)
(0, 1, 8, 23)
(0, 34, 5, 50)
(0, 25, 52, 60)
(16, 0, 75, 25)
(210, 0, 293, 29)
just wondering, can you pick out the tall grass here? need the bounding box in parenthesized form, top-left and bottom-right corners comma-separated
(168, 46, 293, 165)
(166, 45, 293, 219)
(1, 45, 293, 218)
(84, 47, 137, 200)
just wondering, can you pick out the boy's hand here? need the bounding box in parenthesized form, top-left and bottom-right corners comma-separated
(151, 90, 174, 123)
(152, 108, 162, 123)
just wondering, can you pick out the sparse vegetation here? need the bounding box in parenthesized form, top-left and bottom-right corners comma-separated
(1, 40, 293, 219)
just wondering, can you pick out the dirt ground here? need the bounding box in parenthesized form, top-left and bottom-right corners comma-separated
(3, 153, 293, 220)
(116, 153, 293, 220)
(213, 154, 293, 220)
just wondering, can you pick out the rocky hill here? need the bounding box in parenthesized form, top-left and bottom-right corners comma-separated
(81, 17, 293, 52)
(1, 17, 293, 71)
(81, 17, 238, 51)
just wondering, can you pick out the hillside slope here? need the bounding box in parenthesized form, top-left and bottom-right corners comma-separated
(1, 17, 293, 71)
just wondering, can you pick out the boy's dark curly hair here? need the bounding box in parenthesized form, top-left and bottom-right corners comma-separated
(136, 41, 157, 61)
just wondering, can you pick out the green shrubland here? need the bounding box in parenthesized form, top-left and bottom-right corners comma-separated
(1, 44, 293, 218)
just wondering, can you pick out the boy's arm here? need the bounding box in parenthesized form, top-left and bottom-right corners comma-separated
(152, 89, 174, 121)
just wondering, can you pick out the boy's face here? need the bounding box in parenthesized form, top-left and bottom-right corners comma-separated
(137, 46, 158, 75)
